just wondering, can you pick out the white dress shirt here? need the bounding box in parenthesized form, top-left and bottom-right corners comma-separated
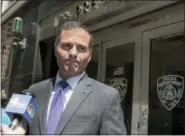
(47, 72, 85, 121)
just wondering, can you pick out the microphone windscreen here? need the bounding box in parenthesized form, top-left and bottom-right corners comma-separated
(0, 108, 11, 126)
(5, 93, 38, 123)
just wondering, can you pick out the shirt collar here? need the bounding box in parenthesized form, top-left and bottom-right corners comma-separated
(55, 72, 85, 90)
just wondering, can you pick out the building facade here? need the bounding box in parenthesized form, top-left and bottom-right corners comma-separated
(1, 0, 184, 134)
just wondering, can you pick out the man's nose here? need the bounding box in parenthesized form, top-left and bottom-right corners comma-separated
(69, 46, 78, 57)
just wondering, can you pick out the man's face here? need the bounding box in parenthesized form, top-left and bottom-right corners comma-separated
(55, 28, 92, 78)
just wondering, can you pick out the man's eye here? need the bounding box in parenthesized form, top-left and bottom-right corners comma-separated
(61, 43, 72, 49)
(78, 45, 86, 53)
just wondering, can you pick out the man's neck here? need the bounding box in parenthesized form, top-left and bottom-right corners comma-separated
(58, 71, 83, 80)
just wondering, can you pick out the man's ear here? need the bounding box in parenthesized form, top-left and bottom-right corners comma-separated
(87, 52, 92, 63)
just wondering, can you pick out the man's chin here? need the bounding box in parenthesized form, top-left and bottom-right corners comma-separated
(64, 66, 78, 73)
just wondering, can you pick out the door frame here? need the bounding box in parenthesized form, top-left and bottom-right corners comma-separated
(99, 20, 184, 135)
(100, 30, 143, 134)
(139, 21, 184, 134)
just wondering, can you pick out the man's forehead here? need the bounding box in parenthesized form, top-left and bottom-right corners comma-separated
(60, 29, 90, 44)
(60, 28, 89, 37)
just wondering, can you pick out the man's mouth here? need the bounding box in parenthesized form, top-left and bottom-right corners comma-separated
(66, 60, 79, 65)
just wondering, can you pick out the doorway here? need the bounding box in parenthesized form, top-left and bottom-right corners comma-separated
(98, 20, 184, 135)
(104, 42, 135, 134)
(39, 36, 58, 79)
(140, 21, 184, 134)
(100, 33, 140, 134)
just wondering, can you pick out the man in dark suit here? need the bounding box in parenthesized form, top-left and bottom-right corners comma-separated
(2, 21, 127, 135)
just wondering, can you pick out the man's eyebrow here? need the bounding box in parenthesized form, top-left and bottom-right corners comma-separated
(77, 43, 87, 46)
(60, 41, 88, 47)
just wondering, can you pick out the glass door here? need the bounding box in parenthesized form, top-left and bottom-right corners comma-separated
(140, 21, 184, 134)
(101, 35, 142, 134)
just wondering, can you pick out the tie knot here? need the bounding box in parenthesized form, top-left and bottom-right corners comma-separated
(57, 80, 69, 89)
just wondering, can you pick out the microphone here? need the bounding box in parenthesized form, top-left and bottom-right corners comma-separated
(4, 93, 38, 130)
(0, 108, 12, 126)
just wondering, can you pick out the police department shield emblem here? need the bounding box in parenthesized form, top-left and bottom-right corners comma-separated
(157, 75, 184, 110)
(110, 78, 127, 102)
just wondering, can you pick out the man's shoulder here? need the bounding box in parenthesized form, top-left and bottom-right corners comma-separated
(27, 78, 53, 92)
(92, 79, 113, 89)
(31, 78, 52, 87)
(89, 78, 119, 96)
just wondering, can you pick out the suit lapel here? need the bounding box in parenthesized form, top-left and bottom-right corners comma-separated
(55, 74, 93, 134)
(40, 77, 55, 134)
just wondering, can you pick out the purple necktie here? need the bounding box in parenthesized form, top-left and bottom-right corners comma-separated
(47, 80, 69, 134)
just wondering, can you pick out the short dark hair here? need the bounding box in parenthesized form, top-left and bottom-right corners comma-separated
(54, 21, 93, 49)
